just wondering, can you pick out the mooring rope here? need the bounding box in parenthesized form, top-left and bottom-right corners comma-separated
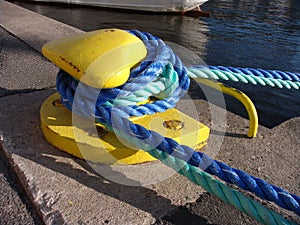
(188, 66, 300, 89)
(56, 30, 299, 223)
(208, 66, 300, 81)
(148, 149, 297, 225)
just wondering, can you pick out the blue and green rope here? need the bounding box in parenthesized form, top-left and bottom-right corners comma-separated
(188, 66, 300, 89)
(56, 30, 299, 224)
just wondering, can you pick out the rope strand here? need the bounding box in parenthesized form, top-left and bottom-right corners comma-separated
(188, 66, 300, 89)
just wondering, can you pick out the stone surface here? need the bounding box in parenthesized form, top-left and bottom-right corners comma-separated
(0, 147, 42, 225)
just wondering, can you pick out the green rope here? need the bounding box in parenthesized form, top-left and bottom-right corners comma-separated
(105, 63, 179, 106)
(100, 64, 300, 107)
(105, 63, 300, 107)
(188, 67, 300, 89)
(148, 149, 297, 225)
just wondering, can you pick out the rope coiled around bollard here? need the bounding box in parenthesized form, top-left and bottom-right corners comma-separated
(56, 30, 300, 222)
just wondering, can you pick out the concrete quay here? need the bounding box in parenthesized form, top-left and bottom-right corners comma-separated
(0, 1, 299, 224)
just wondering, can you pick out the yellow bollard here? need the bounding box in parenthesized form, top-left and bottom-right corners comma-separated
(41, 28, 210, 165)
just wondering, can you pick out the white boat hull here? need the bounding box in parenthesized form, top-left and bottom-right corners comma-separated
(21, 0, 208, 12)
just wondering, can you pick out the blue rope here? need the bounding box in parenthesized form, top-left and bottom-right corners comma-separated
(56, 30, 300, 217)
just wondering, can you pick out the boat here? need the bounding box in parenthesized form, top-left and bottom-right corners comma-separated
(19, 0, 209, 12)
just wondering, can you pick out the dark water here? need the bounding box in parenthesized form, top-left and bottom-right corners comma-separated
(11, 0, 300, 128)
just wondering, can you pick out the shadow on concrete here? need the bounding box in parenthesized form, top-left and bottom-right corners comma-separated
(209, 129, 247, 138)
(188, 79, 300, 129)
(0, 87, 47, 98)
(23, 145, 212, 224)
(157, 192, 259, 225)
(156, 205, 216, 225)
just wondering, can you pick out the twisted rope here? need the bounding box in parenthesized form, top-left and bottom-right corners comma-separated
(208, 66, 300, 81)
(112, 116, 300, 216)
(188, 66, 300, 89)
(56, 30, 300, 222)
(149, 149, 297, 225)
(102, 120, 298, 224)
